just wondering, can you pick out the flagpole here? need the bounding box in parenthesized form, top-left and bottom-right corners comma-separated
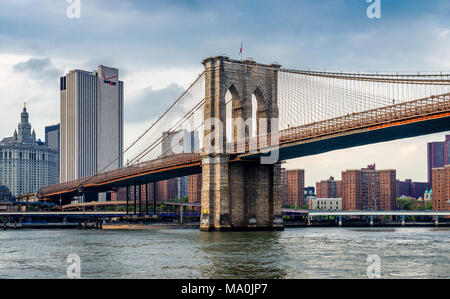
(239, 42, 243, 60)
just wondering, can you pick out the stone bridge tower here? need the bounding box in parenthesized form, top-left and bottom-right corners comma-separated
(200, 56, 283, 231)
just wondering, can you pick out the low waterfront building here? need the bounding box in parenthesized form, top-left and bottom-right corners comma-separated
(0, 105, 57, 197)
(309, 198, 342, 211)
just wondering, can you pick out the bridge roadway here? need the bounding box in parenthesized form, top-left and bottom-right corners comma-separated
(38, 93, 450, 203)
(61, 200, 202, 211)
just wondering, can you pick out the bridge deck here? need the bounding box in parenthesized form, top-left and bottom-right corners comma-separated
(38, 93, 450, 202)
(39, 153, 201, 201)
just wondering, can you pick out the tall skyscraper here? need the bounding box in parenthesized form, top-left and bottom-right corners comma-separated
(45, 124, 60, 183)
(342, 164, 396, 211)
(60, 65, 124, 185)
(444, 135, 450, 165)
(427, 135, 450, 184)
(0, 105, 57, 196)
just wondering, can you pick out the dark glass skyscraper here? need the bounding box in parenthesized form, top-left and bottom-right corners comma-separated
(427, 135, 450, 184)
(45, 124, 60, 183)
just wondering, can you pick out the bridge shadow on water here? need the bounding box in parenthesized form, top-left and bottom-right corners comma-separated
(198, 231, 288, 279)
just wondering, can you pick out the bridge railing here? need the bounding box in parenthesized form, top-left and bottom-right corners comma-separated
(39, 153, 201, 198)
(200, 93, 450, 155)
(279, 93, 450, 144)
(207, 93, 450, 155)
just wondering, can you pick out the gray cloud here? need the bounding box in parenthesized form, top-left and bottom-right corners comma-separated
(125, 83, 185, 123)
(13, 57, 63, 81)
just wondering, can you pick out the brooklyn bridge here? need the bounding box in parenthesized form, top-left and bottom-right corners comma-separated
(38, 56, 450, 231)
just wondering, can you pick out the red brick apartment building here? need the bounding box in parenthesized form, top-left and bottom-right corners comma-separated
(432, 165, 450, 211)
(342, 164, 396, 211)
(281, 169, 305, 207)
(188, 174, 202, 204)
(316, 176, 342, 198)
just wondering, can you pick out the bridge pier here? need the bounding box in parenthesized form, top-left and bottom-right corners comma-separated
(199, 56, 283, 232)
(200, 156, 283, 231)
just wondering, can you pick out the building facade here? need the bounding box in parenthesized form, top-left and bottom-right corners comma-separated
(342, 164, 396, 211)
(432, 165, 450, 211)
(0, 186, 12, 201)
(304, 187, 316, 208)
(445, 135, 450, 165)
(427, 135, 450, 185)
(45, 124, 60, 183)
(0, 106, 57, 197)
(316, 176, 342, 199)
(281, 168, 288, 206)
(396, 179, 429, 199)
(60, 65, 123, 184)
(304, 186, 315, 199)
(177, 176, 189, 200)
(188, 174, 202, 204)
(156, 179, 178, 202)
(309, 198, 342, 211)
(286, 169, 305, 208)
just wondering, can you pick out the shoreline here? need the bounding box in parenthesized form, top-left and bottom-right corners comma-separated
(1, 222, 449, 230)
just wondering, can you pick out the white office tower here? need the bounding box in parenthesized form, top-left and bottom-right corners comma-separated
(60, 65, 123, 201)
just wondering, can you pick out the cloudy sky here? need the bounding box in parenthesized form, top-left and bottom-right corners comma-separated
(0, 0, 449, 185)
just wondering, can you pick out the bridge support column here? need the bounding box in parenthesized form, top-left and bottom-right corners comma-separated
(200, 156, 283, 231)
(180, 205, 184, 225)
(435, 216, 439, 226)
(370, 216, 374, 226)
(401, 216, 405, 227)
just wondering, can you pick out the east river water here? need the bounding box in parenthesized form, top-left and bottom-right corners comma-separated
(0, 227, 448, 279)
